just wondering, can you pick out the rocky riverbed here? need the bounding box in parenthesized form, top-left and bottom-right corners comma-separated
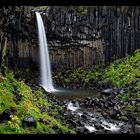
(39, 86, 139, 134)
(22, 70, 140, 134)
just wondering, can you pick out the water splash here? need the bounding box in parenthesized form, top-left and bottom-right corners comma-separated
(67, 102, 80, 112)
(36, 12, 54, 92)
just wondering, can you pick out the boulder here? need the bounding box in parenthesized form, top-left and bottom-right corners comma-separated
(77, 120, 85, 126)
(81, 114, 88, 120)
(135, 118, 140, 125)
(0, 107, 17, 122)
(109, 109, 120, 119)
(66, 119, 77, 127)
(94, 123, 104, 130)
(134, 125, 140, 134)
(135, 98, 140, 103)
(101, 88, 112, 96)
(22, 116, 37, 128)
(76, 127, 90, 134)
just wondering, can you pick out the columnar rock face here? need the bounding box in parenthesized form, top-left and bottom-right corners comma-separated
(0, 6, 140, 70)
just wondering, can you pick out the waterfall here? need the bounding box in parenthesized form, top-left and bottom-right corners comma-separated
(36, 12, 54, 92)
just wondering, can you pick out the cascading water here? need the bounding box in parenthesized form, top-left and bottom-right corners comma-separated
(36, 12, 54, 92)
(35, 11, 131, 134)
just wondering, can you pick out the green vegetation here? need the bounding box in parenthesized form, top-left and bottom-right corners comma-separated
(103, 50, 140, 87)
(56, 49, 140, 89)
(35, 6, 49, 10)
(76, 6, 88, 16)
(0, 73, 75, 134)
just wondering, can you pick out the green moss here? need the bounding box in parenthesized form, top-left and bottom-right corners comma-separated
(117, 94, 129, 102)
(76, 6, 88, 16)
(36, 6, 49, 10)
(0, 73, 75, 134)
(60, 49, 140, 89)
(103, 49, 140, 87)
(119, 115, 128, 121)
(127, 104, 136, 112)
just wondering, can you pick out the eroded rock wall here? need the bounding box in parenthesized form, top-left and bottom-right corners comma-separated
(0, 6, 140, 70)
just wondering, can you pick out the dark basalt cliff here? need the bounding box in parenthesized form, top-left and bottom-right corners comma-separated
(0, 6, 140, 70)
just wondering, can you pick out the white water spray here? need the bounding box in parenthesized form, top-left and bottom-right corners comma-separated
(36, 12, 54, 92)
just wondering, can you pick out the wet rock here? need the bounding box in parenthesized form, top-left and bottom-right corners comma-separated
(66, 119, 77, 127)
(92, 98, 101, 107)
(101, 88, 112, 96)
(94, 123, 104, 130)
(101, 112, 108, 118)
(131, 101, 136, 105)
(76, 127, 85, 134)
(95, 130, 105, 134)
(135, 98, 140, 103)
(134, 125, 140, 134)
(135, 106, 140, 112)
(0, 107, 17, 122)
(77, 120, 85, 126)
(84, 97, 93, 106)
(102, 129, 112, 134)
(135, 118, 140, 125)
(121, 128, 129, 134)
(77, 99, 82, 104)
(22, 116, 37, 128)
(72, 101, 79, 107)
(76, 127, 90, 134)
(59, 110, 65, 115)
(109, 109, 120, 119)
(104, 102, 109, 109)
(119, 89, 125, 94)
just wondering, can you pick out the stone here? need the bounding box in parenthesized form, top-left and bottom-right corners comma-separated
(94, 123, 104, 130)
(77, 120, 85, 126)
(76, 127, 85, 134)
(109, 109, 120, 119)
(81, 114, 88, 120)
(119, 89, 125, 94)
(0, 107, 17, 122)
(66, 119, 77, 127)
(22, 116, 37, 128)
(135, 118, 140, 125)
(134, 125, 140, 134)
(135, 98, 140, 103)
(101, 112, 108, 118)
(131, 101, 136, 105)
(76, 127, 90, 134)
(136, 106, 140, 112)
(101, 88, 112, 96)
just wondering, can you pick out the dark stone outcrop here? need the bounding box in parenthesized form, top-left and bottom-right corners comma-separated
(134, 125, 140, 134)
(101, 88, 113, 96)
(1, 6, 140, 70)
(22, 116, 37, 128)
(0, 107, 17, 122)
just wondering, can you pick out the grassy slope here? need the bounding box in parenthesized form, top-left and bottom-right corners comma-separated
(59, 49, 140, 89)
(0, 73, 75, 134)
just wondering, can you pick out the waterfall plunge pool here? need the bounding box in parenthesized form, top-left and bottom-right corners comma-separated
(48, 87, 100, 100)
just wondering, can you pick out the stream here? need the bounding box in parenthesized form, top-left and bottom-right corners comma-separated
(51, 88, 132, 134)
